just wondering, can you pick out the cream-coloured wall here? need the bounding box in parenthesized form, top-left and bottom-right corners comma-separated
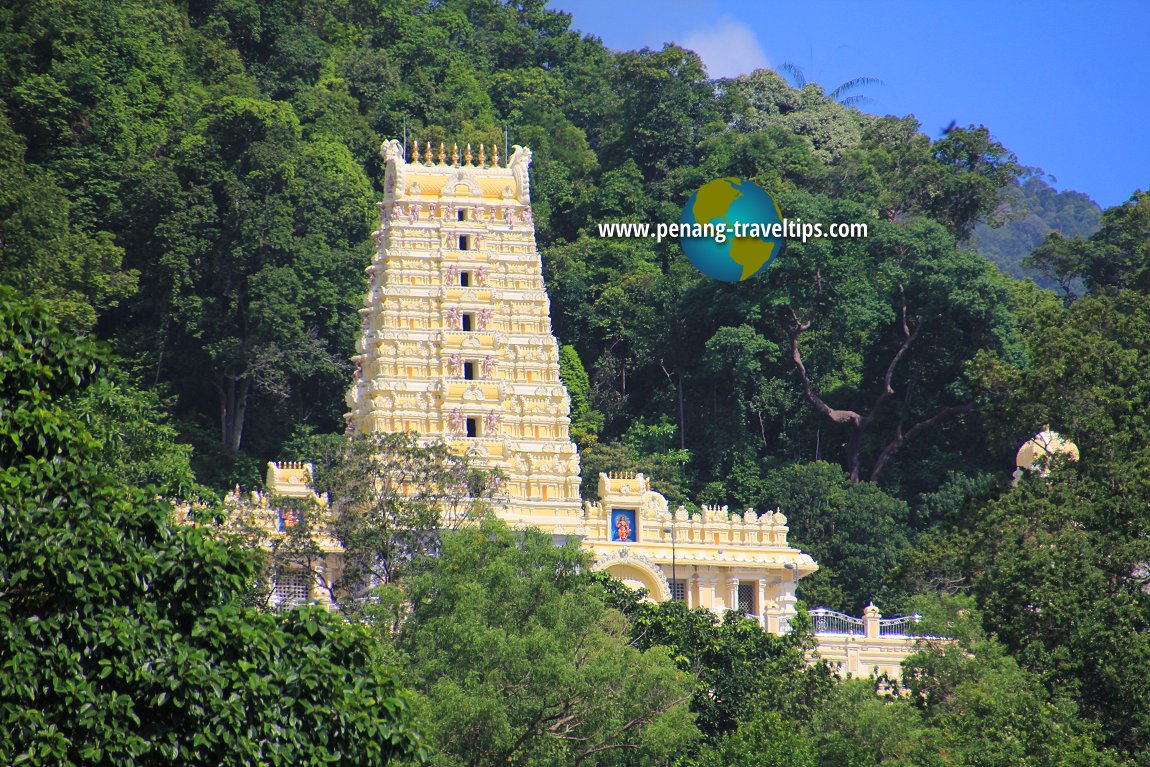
(586, 472, 816, 634)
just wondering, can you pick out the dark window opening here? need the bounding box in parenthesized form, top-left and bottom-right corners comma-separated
(459, 235, 471, 250)
(737, 582, 756, 614)
(670, 580, 687, 601)
(461, 313, 473, 331)
(457, 208, 468, 221)
(460, 271, 470, 287)
(463, 362, 475, 380)
(465, 418, 478, 438)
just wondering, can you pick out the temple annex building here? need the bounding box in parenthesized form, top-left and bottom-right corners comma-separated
(237, 138, 923, 680)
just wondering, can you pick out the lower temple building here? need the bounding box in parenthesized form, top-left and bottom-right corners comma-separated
(237, 138, 922, 679)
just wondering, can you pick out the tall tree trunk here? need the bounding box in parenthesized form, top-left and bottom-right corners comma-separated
(844, 426, 863, 484)
(230, 377, 250, 451)
(215, 373, 252, 451)
(659, 359, 686, 449)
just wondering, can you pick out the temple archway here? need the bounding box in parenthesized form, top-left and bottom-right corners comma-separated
(592, 553, 670, 602)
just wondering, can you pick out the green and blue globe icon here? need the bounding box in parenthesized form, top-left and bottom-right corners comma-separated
(679, 177, 784, 282)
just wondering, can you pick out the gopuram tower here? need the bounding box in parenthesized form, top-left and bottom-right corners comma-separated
(257, 138, 924, 677)
(346, 139, 583, 532)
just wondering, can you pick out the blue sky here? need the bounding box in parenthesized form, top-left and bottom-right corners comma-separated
(547, 1, 1149, 209)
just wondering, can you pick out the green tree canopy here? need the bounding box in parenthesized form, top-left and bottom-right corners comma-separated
(389, 519, 698, 767)
(0, 290, 420, 765)
(1027, 191, 1150, 296)
(117, 94, 374, 458)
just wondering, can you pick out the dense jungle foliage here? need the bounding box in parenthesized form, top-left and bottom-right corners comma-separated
(3, 1, 1150, 764)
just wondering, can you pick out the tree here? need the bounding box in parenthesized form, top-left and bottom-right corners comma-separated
(759, 462, 912, 614)
(970, 466, 1150, 757)
(969, 175, 1100, 290)
(901, 598, 1123, 767)
(693, 709, 816, 767)
(723, 68, 869, 162)
(0, 290, 421, 765)
(304, 430, 501, 612)
(777, 64, 884, 106)
(602, 44, 718, 181)
(1027, 191, 1150, 295)
(702, 324, 785, 449)
(924, 126, 1022, 242)
(62, 372, 209, 501)
(119, 95, 374, 453)
(601, 582, 832, 742)
(780, 215, 1022, 484)
(1, 0, 194, 226)
(829, 118, 1020, 242)
(0, 105, 137, 330)
(973, 290, 1150, 470)
(558, 344, 603, 444)
(391, 519, 698, 767)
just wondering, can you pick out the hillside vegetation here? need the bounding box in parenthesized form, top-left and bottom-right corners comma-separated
(4, 1, 1150, 764)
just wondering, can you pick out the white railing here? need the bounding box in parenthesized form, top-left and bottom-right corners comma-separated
(810, 607, 922, 638)
(809, 608, 864, 636)
(879, 614, 921, 637)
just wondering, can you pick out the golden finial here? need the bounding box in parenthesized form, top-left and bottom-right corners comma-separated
(479, 144, 486, 166)
(411, 140, 419, 163)
(438, 142, 446, 164)
(465, 143, 473, 166)
(424, 142, 433, 165)
(452, 143, 459, 165)
(492, 143, 499, 166)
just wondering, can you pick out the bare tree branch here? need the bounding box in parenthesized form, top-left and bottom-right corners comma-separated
(786, 282, 969, 484)
(868, 401, 977, 483)
(864, 282, 922, 428)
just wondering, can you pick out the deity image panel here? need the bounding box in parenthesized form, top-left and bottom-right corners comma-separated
(611, 509, 636, 543)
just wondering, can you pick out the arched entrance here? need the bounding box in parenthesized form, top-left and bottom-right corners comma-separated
(592, 554, 671, 602)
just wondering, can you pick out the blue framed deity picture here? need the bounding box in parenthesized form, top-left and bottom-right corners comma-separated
(611, 509, 636, 542)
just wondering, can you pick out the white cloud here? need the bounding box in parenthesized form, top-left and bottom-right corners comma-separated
(681, 16, 769, 79)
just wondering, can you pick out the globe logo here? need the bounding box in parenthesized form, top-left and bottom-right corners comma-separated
(679, 177, 785, 282)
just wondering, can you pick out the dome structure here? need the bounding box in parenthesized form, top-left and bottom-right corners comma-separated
(1013, 426, 1079, 482)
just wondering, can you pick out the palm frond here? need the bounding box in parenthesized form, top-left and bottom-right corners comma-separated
(779, 62, 806, 89)
(828, 76, 884, 103)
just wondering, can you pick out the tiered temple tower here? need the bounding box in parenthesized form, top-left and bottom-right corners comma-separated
(346, 139, 583, 531)
(289, 137, 924, 678)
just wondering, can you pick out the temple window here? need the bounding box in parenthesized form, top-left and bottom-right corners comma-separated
(460, 271, 470, 287)
(738, 582, 757, 615)
(272, 571, 310, 610)
(669, 579, 687, 602)
(465, 418, 478, 438)
(462, 313, 473, 331)
(463, 361, 476, 380)
(459, 235, 471, 250)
